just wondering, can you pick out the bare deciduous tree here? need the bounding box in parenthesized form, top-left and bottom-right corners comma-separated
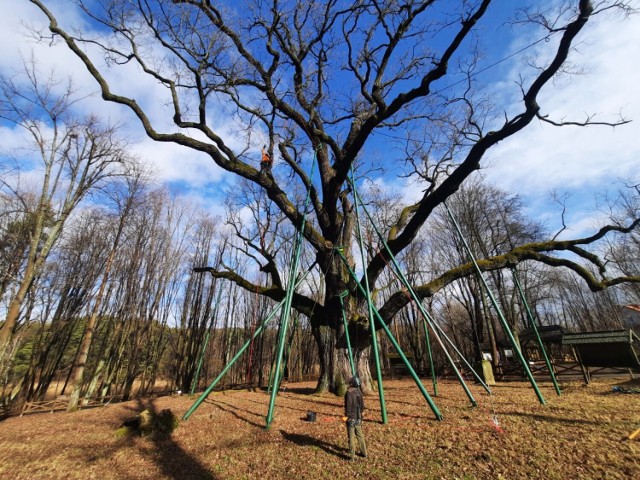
(28, 0, 640, 392)
(0, 61, 127, 373)
(67, 166, 147, 411)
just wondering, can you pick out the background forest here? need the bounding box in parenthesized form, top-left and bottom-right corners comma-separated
(1, 132, 638, 410)
(2, 0, 640, 414)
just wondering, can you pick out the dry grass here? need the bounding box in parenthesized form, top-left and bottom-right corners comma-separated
(0, 377, 638, 480)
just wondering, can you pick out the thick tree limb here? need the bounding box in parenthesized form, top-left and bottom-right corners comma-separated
(366, 0, 598, 287)
(197, 267, 319, 319)
(378, 218, 640, 322)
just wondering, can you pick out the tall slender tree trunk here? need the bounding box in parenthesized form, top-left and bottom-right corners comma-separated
(0, 260, 37, 371)
(83, 360, 105, 402)
(67, 249, 116, 411)
(67, 191, 135, 411)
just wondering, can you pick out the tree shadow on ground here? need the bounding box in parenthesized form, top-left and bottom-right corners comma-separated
(387, 397, 436, 408)
(204, 398, 264, 428)
(279, 429, 351, 460)
(246, 392, 341, 411)
(277, 386, 317, 395)
(247, 397, 341, 420)
(122, 398, 220, 480)
(616, 377, 640, 386)
(201, 395, 346, 432)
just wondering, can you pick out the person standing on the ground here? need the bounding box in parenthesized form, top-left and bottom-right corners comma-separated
(344, 376, 367, 460)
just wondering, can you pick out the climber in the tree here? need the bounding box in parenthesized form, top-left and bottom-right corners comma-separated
(261, 145, 272, 171)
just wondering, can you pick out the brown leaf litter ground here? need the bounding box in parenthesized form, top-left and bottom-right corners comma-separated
(0, 378, 638, 479)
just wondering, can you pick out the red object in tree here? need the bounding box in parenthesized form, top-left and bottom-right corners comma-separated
(261, 145, 271, 168)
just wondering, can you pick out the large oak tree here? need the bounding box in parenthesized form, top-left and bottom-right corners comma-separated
(27, 0, 640, 392)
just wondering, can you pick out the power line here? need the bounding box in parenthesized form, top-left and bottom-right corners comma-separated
(371, 31, 556, 144)
(433, 33, 554, 96)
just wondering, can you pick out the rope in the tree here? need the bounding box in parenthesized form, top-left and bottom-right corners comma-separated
(265, 148, 318, 428)
(348, 182, 490, 402)
(443, 202, 546, 405)
(350, 166, 388, 424)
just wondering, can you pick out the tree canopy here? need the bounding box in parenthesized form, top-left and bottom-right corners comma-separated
(26, 0, 640, 392)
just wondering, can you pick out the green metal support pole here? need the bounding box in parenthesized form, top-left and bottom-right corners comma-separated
(267, 292, 302, 395)
(420, 314, 438, 396)
(350, 181, 489, 402)
(190, 286, 224, 395)
(183, 300, 284, 420)
(281, 314, 299, 383)
(512, 268, 561, 396)
(444, 202, 546, 405)
(350, 168, 388, 425)
(336, 249, 443, 420)
(183, 270, 315, 421)
(338, 291, 357, 378)
(265, 239, 305, 427)
(267, 306, 287, 395)
(265, 152, 317, 428)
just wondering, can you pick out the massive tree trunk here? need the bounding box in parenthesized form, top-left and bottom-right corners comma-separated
(315, 277, 377, 394)
(335, 338, 374, 394)
(313, 324, 336, 394)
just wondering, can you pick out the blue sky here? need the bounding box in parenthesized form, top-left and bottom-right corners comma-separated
(2, 1, 639, 240)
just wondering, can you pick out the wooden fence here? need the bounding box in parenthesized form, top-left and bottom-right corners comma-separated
(495, 360, 636, 382)
(19, 394, 125, 416)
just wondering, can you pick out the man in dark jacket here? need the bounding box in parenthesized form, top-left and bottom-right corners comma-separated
(344, 376, 367, 460)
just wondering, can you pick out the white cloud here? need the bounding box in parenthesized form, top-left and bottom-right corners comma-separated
(359, 175, 427, 207)
(4, 2, 638, 242)
(1, 1, 239, 196)
(129, 137, 225, 187)
(557, 210, 611, 240)
(0, 125, 32, 158)
(486, 10, 640, 206)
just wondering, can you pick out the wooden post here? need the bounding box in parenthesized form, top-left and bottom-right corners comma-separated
(572, 346, 590, 385)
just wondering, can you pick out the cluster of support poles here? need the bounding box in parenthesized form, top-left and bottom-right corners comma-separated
(182, 158, 561, 427)
(183, 150, 318, 426)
